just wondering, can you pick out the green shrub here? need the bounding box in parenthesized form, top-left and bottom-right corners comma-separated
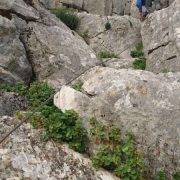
(0, 83, 28, 96)
(27, 82, 55, 108)
(155, 170, 167, 180)
(72, 81, 83, 92)
(133, 58, 146, 70)
(90, 118, 145, 180)
(130, 51, 144, 58)
(3, 82, 88, 153)
(130, 43, 144, 58)
(26, 83, 88, 153)
(105, 21, 111, 30)
(41, 107, 88, 153)
(173, 172, 180, 180)
(130, 43, 146, 70)
(98, 51, 118, 59)
(51, 8, 80, 30)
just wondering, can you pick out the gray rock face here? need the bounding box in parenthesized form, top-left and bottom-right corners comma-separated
(21, 9, 99, 89)
(0, 15, 32, 84)
(103, 58, 134, 70)
(0, 92, 27, 116)
(0, 116, 119, 180)
(103, 50, 135, 69)
(60, 0, 174, 16)
(39, 0, 62, 9)
(77, 12, 141, 57)
(60, 0, 116, 16)
(0, 67, 22, 85)
(141, 0, 180, 73)
(55, 67, 180, 176)
(0, 0, 40, 20)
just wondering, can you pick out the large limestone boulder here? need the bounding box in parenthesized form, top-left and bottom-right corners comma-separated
(21, 7, 99, 89)
(0, 15, 32, 84)
(55, 66, 180, 176)
(77, 12, 141, 57)
(0, 116, 118, 179)
(141, 0, 180, 73)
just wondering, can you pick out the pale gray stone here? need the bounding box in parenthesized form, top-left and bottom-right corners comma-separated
(0, 116, 119, 180)
(0, 15, 32, 84)
(77, 12, 141, 57)
(141, 0, 180, 73)
(56, 66, 180, 177)
(0, 0, 40, 20)
(21, 20, 99, 89)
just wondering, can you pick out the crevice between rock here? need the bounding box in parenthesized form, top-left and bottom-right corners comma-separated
(165, 55, 177, 61)
(147, 41, 170, 54)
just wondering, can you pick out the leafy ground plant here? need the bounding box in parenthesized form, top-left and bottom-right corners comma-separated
(98, 51, 118, 60)
(72, 81, 83, 92)
(90, 118, 145, 180)
(1, 82, 88, 153)
(51, 8, 80, 30)
(105, 21, 112, 30)
(133, 58, 146, 70)
(0, 83, 28, 96)
(130, 43, 146, 70)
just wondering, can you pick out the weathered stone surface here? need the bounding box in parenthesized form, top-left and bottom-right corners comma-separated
(103, 50, 135, 69)
(0, 15, 32, 84)
(39, 0, 62, 9)
(103, 58, 134, 69)
(0, 68, 22, 85)
(54, 86, 91, 116)
(60, 0, 112, 15)
(29, 0, 175, 17)
(0, 116, 119, 179)
(56, 66, 180, 176)
(60, 0, 140, 16)
(77, 12, 141, 57)
(141, 0, 180, 73)
(0, 92, 27, 116)
(0, 0, 40, 20)
(21, 16, 99, 89)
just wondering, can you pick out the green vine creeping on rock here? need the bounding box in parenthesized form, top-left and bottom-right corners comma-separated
(51, 8, 80, 30)
(90, 118, 145, 180)
(131, 43, 146, 70)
